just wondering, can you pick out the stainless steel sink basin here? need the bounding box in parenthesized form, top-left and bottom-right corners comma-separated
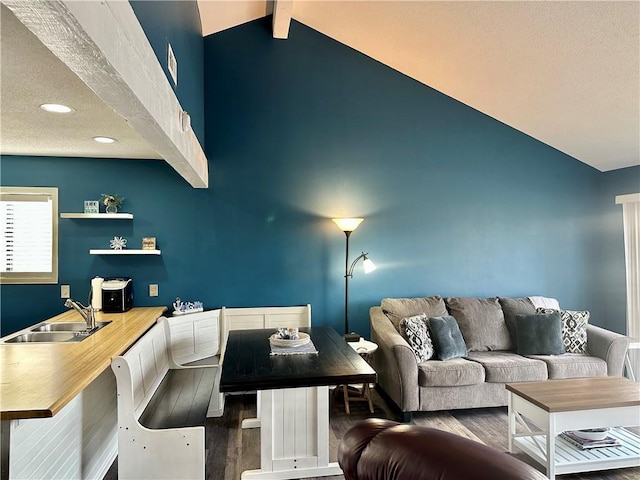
(3, 321, 111, 343)
(31, 321, 110, 332)
(5, 331, 79, 343)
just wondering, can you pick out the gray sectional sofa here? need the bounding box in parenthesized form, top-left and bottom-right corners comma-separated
(369, 296, 629, 421)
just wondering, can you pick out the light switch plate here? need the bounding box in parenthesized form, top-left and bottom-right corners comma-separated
(61, 285, 70, 298)
(149, 284, 158, 297)
(167, 43, 177, 86)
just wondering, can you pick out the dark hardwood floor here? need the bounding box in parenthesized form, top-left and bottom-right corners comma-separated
(106, 387, 640, 479)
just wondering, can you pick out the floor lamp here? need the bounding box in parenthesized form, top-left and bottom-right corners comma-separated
(332, 218, 376, 342)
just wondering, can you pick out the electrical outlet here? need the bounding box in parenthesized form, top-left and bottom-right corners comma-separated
(61, 285, 70, 298)
(149, 284, 159, 297)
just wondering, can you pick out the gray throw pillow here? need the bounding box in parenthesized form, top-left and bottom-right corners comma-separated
(428, 316, 468, 361)
(515, 313, 565, 355)
(499, 297, 536, 347)
(382, 296, 448, 332)
(444, 297, 511, 351)
(536, 307, 589, 353)
(399, 314, 434, 362)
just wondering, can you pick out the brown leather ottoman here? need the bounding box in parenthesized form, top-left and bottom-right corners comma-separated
(338, 418, 547, 480)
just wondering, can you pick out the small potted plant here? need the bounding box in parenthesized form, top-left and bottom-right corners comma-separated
(100, 193, 125, 214)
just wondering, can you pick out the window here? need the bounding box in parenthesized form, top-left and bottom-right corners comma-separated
(616, 193, 639, 380)
(0, 186, 58, 284)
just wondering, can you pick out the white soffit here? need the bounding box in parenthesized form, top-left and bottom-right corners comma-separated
(3, 0, 209, 188)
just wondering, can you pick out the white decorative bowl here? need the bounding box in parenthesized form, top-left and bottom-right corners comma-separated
(269, 332, 310, 348)
(574, 428, 609, 441)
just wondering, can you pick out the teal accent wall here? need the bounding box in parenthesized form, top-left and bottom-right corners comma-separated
(129, 0, 205, 144)
(1, 17, 637, 338)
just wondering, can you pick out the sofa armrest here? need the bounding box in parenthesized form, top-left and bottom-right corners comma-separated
(370, 306, 419, 412)
(586, 324, 629, 376)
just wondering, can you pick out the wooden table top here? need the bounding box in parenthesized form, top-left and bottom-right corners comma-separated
(0, 306, 166, 420)
(506, 377, 640, 413)
(220, 327, 377, 393)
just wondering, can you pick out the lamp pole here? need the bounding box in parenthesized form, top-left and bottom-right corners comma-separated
(343, 230, 351, 336)
(332, 218, 368, 341)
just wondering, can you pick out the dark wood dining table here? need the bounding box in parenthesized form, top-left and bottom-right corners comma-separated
(220, 326, 376, 479)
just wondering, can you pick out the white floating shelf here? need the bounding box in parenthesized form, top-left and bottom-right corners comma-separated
(89, 249, 161, 255)
(61, 213, 133, 219)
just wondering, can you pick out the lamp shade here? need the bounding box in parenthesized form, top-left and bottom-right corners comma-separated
(363, 257, 376, 274)
(332, 218, 364, 232)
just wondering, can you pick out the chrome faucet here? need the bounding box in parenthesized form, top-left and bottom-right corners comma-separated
(64, 298, 96, 330)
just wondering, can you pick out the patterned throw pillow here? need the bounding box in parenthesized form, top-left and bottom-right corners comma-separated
(399, 314, 434, 362)
(536, 308, 589, 353)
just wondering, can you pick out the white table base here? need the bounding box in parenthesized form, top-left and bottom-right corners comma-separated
(242, 391, 262, 429)
(508, 391, 640, 479)
(241, 386, 343, 479)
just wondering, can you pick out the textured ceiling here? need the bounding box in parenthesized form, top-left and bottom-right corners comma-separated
(0, 4, 161, 160)
(200, 0, 640, 172)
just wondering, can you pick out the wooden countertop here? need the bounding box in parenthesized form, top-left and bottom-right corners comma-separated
(0, 306, 166, 420)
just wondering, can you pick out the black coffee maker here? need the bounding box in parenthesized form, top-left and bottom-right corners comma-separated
(101, 278, 133, 313)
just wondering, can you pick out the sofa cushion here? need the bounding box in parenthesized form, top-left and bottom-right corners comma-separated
(536, 308, 589, 353)
(399, 314, 434, 362)
(444, 297, 512, 351)
(428, 316, 468, 361)
(418, 358, 485, 387)
(466, 351, 548, 383)
(526, 354, 607, 379)
(515, 312, 565, 356)
(382, 296, 448, 332)
(499, 297, 536, 347)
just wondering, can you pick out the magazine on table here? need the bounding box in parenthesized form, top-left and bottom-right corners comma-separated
(559, 430, 621, 450)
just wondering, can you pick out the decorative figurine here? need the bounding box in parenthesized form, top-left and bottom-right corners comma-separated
(172, 297, 204, 315)
(109, 236, 127, 250)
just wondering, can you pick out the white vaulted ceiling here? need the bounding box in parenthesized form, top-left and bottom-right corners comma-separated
(200, 0, 640, 172)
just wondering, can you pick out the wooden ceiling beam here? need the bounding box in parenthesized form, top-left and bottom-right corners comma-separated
(272, 0, 293, 39)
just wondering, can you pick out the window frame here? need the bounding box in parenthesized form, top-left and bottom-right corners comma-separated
(0, 186, 59, 284)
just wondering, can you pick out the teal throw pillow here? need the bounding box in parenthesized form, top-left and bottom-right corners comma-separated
(428, 316, 468, 361)
(515, 312, 565, 355)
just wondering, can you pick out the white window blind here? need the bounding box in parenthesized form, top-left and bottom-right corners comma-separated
(0, 187, 58, 284)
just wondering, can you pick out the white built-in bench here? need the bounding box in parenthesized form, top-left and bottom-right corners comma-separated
(111, 305, 311, 479)
(161, 309, 225, 417)
(111, 312, 220, 480)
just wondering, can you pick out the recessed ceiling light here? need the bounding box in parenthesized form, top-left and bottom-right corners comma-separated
(40, 103, 74, 114)
(93, 136, 117, 144)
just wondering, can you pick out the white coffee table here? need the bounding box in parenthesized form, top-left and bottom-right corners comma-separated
(507, 377, 640, 479)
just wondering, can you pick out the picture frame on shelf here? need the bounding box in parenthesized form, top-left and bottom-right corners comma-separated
(84, 200, 99, 214)
(142, 237, 157, 250)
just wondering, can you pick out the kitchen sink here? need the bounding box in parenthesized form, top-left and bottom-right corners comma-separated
(31, 321, 110, 332)
(5, 331, 79, 343)
(3, 321, 111, 343)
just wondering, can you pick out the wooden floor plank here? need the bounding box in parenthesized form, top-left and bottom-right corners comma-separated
(104, 386, 640, 480)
